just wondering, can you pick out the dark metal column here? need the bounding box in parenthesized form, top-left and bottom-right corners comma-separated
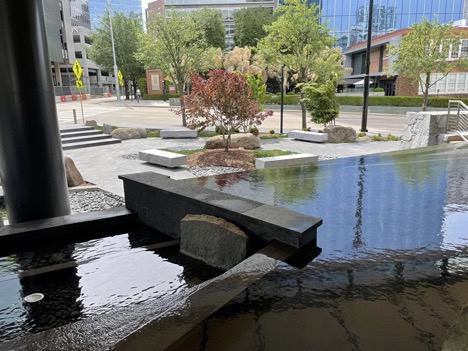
(0, 1, 70, 224)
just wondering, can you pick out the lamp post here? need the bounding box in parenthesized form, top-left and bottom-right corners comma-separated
(107, 0, 120, 101)
(361, 0, 374, 132)
(280, 64, 285, 134)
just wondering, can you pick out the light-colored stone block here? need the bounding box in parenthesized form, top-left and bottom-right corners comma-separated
(288, 130, 328, 143)
(180, 214, 249, 271)
(160, 129, 197, 139)
(255, 153, 319, 169)
(139, 149, 186, 168)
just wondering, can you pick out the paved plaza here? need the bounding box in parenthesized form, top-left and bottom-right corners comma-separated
(60, 97, 405, 196)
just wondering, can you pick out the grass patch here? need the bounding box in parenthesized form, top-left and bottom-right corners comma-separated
(259, 133, 288, 139)
(371, 133, 401, 141)
(161, 148, 205, 155)
(253, 149, 297, 158)
(0, 205, 7, 220)
(146, 129, 160, 138)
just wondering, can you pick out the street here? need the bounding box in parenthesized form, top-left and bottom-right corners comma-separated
(56, 97, 408, 135)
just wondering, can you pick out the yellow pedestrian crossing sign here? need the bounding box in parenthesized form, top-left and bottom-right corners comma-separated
(117, 70, 123, 81)
(72, 59, 83, 79)
(119, 80, 124, 87)
(76, 79, 83, 89)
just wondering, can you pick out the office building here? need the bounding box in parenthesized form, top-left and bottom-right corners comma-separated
(319, 0, 466, 50)
(88, 0, 142, 28)
(148, 0, 279, 50)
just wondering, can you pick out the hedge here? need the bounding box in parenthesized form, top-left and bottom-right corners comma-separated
(264, 94, 301, 104)
(336, 95, 468, 107)
(143, 93, 179, 100)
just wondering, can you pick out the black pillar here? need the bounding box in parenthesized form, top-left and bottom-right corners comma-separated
(0, 1, 70, 224)
(280, 64, 285, 134)
(361, 0, 374, 132)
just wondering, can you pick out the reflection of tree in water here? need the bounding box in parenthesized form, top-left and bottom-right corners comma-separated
(261, 164, 320, 205)
(353, 156, 366, 249)
(391, 152, 445, 186)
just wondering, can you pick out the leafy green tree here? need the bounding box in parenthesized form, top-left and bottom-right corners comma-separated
(388, 18, 468, 111)
(257, 0, 339, 129)
(88, 10, 145, 99)
(245, 73, 267, 110)
(191, 8, 225, 49)
(303, 81, 339, 125)
(135, 11, 207, 126)
(233, 7, 275, 48)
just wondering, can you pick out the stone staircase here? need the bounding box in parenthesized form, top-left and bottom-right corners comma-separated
(60, 125, 121, 150)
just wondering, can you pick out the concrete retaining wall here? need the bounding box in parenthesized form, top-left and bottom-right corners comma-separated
(119, 172, 322, 249)
(400, 112, 448, 149)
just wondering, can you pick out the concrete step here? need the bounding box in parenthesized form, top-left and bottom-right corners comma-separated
(59, 125, 95, 133)
(61, 134, 114, 144)
(61, 130, 104, 138)
(62, 138, 121, 150)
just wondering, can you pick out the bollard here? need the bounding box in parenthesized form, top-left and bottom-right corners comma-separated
(73, 109, 77, 124)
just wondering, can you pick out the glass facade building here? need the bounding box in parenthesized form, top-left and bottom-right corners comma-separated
(88, 0, 142, 28)
(317, 0, 465, 50)
(70, 0, 91, 28)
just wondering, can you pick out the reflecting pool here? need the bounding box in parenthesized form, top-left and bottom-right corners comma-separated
(0, 224, 220, 342)
(178, 145, 468, 350)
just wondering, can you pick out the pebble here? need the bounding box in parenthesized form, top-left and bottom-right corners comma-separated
(189, 166, 247, 177)
(69, 191, 125, 213)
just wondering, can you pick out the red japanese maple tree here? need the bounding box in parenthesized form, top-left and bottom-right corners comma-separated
(178, 69, 273, 151)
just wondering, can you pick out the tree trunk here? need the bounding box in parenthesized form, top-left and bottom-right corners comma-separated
(124, 79, 130, 100)
(300, 90, 307, 129)
(422, 73, 431, 111)
(177, 82, 187, 126)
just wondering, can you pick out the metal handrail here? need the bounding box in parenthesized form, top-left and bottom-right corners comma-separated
(447, 100, 468, 131)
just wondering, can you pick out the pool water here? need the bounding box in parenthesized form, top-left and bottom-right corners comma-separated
(0, 224, 219, 341)
(177, 145, 468, 350)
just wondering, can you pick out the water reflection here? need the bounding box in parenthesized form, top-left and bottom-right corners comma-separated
(188, 147, 468, 260)
(0, 226, 220, 341)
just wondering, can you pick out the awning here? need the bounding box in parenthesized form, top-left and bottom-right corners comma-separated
(353, 79, 374, 85)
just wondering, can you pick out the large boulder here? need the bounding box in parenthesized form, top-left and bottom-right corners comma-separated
(323, 125, 357, 143)
(180, 214, 249, 271)
(111, 127, 147, 140)
(64, 156, 85, 187)
(204, 133, 261, 150)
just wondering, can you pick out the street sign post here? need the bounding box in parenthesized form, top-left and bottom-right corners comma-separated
(73, 59, 84, 123)
(72, 59, 82, 79)
(118, 70, 124, 87)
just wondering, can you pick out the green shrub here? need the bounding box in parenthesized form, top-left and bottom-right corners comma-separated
(137, 78, 147, 95)
(264, 94, 300, 105)
(358, 132, 367, 137)
(373, 87, 384, 92)
(249, 126, 259, 135)
(303, 82, 339, 125)
(372, 133, 383, 141)
(269, 129, 275, 134)
(142, 93, 179, 100)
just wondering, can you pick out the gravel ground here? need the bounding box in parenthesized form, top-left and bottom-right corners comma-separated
(68, 190, 125, 213)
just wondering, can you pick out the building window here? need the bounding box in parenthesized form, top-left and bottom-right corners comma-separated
(461, 40, 468, 58)
(422, 72, 468, 95)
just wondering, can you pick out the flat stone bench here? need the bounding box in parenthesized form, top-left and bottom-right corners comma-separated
(255, 153, 319, 169)
(160, 129, 197, 139)
(139, 149, 186, 168)
(288, 130, 328, 143)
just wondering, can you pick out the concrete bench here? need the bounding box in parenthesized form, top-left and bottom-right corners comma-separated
(288, 130, 328, 143)
(160, 129, 197, 139)
(139, 149, 186, 168)
(255, 153, 319, 169)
